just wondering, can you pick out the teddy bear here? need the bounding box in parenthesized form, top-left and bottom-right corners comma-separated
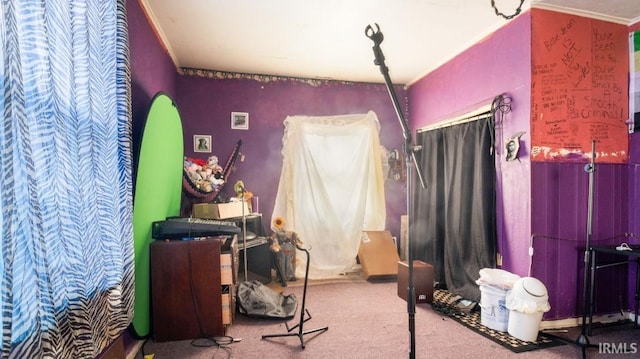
(201, 155, 224, 186)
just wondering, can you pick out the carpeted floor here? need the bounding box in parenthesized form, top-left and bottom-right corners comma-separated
(132, 279, 639, 358)
(266, 270, 365, 290)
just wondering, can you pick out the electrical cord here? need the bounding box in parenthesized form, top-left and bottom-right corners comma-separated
(528, 233, 576, 277)
(192, 336, 241, 359)
(142, 241, 241, 359)
(187, 244, 209, 339)
(191, 336, 236, 347)
(140, 333, 240, 358)
(527, 232, 639, 276)
(187, 241, 245, 358)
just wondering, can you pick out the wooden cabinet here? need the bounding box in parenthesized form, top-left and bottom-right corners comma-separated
(150, 236, 236, 342)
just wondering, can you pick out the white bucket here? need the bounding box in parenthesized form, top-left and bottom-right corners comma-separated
(479, 284, 510, 332)
(507, 310, 544, 342)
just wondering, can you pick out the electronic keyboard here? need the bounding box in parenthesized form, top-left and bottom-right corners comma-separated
(152, 217, 241, 240)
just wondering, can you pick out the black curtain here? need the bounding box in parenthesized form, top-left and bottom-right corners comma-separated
(410, 116, 496, 302)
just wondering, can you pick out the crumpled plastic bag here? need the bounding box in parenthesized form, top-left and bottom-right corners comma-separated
(506, 294, 551, 314)
(236, 280, 298, 319)
(475, 268, 521, 289)
(506, 277, 551, 314)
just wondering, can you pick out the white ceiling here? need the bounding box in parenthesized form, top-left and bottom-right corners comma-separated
(141, 0, 640, 85)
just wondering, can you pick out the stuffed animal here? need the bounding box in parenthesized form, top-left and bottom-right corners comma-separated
(191, 155, 224, 190)
(184, 158, 204, 181)
(184, 156, 225, 192)
(204, 155, 224, 186)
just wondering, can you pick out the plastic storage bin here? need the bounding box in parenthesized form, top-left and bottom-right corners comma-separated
(476, 268, 520, 332)
(476, 268, 521, 332)
(479, 284, 510, 331)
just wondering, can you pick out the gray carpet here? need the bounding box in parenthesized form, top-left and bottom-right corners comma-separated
(135, 280, 637, 358)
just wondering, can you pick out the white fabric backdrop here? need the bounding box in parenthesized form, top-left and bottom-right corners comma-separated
(271, 111, 386, 279)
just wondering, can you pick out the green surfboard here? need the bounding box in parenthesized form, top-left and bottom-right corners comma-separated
(131, 93, 184, 337)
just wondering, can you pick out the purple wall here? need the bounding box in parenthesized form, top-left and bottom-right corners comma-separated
(124, 0, 180, 353)
(127, 0, 405, 246)
(409, 10, 638, 320)
(174, 75, 407, 238)
(127, 0, 178, 173)
(530, 12, 634, 319)
(408, 10, 534, 300)
(128, 0, 639, 321)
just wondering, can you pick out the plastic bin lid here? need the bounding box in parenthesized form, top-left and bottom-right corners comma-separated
(506, 277, 551, 313)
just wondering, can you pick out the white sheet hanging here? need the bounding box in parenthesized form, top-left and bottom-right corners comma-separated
(271, 111, 386, 279)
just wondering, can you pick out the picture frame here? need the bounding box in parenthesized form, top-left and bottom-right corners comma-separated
(231, 112, 249, 130)
(193, 135, 212, 153)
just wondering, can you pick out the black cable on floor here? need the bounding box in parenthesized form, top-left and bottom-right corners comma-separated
(191, 336, 235, 348)
(191, 336, 238, 359)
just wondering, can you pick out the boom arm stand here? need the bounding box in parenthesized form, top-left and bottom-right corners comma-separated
(365, 23, 426, 359)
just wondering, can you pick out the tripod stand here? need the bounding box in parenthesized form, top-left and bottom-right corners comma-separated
(262, 245, 328, 348)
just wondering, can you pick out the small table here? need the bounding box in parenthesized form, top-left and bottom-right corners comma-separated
(587, 244, 640, 335)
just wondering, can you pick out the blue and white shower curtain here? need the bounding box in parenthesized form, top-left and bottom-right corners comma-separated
(0, 1, 134, 358)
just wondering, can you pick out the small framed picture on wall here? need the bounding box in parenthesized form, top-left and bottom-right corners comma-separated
(194, 135, 212, 153)
(231, 112, 249, 130)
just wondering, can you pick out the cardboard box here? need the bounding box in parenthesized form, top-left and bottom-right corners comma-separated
(221, 287, 235, 325)
(358, 231, 400, 279)
(193, 202, 250, 219)
(397, 260, 434, 304)
(220, 253, 233, 285)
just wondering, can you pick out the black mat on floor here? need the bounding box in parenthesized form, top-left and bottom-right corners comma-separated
(432, 289, 565, 353)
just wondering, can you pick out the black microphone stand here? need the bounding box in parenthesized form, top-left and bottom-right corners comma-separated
(237, 184, 248, 282)
(366, 23, 426, 359)
(540, 140, 598, 359)
(577, 140, 597, 355)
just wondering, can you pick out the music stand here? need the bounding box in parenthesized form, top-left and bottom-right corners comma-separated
(262, 245, 329, 348)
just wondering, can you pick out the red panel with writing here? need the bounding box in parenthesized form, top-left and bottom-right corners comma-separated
(531, 9, 629, 163)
